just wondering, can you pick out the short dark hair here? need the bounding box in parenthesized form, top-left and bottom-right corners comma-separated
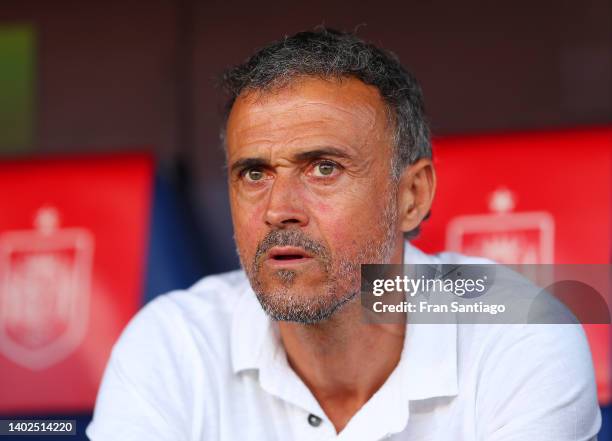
(221, 27, 432, 238)
(221, 27, 432, 179)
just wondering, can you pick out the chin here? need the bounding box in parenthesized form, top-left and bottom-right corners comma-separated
(254, 288, 356, 324)
(252, 272, 359, 324)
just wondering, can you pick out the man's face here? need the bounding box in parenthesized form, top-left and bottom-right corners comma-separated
(226, 77, 402, 323)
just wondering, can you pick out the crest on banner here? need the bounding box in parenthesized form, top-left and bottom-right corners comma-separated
(446, 188, 555, 264)
(0, 207, 94, 370)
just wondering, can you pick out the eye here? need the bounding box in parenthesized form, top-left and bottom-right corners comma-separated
(311, 161, 339, 178)
(243, 168, 266, 182)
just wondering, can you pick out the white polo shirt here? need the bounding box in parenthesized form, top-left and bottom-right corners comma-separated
(86, 243, 601, 440)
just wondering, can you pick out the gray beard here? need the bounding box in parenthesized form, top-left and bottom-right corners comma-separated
(239, 189, 398, 324)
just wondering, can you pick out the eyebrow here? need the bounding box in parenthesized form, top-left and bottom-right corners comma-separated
(229, 157, 267, 174)
(229, 147, 353, 174)
(293, 147, 353, 162)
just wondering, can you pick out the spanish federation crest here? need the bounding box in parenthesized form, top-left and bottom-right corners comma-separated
(446, 188, 555, 264)
(0, 207, 94, 370)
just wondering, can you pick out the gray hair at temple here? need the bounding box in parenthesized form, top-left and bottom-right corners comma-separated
(219, 27, 432, 180)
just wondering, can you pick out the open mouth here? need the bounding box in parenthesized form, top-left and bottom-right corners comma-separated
(273, 254, 306, 260)
(267, 246, 313, 263)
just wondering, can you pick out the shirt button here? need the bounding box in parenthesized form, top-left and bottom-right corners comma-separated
(307, 414, 322, 427)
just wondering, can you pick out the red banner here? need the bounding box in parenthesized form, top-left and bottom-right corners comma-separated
(0, 153, 152, 412)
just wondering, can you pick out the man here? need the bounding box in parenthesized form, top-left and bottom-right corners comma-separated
(87, 29, 600, 440)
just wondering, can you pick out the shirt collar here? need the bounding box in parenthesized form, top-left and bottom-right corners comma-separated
(400, 242, 459, 400)
(230, 281, 273, 374)
(230, 242, 459, 402)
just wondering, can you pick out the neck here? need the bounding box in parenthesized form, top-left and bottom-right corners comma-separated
(278, 240, 406, 433)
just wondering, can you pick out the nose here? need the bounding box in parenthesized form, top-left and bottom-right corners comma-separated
(263, 175, 309, 228)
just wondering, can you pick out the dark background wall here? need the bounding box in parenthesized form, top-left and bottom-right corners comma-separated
(1, 0, 610, 275)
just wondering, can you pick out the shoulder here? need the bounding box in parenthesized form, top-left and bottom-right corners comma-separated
(144, 268, 249, 325)
(162, 268, 251, 323)
(87, 270, 252, 440)
(431, 246, 602, 437)
(459, 323, 600, 439)
(111, 269, 251, 370)
(460, 322, 595, 377)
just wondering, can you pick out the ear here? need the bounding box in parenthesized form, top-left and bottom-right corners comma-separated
(397, 159, 436, 233)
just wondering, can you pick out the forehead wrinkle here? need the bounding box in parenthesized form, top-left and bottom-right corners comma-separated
(227, 78, 393, 163)
(245, 98, 380, 131)
(232, 128, 374, 170)
(235, 79, 384, 126)
(236, 104, 381, 150)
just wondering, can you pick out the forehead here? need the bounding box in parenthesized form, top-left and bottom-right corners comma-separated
(225, 76, 392, 155)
